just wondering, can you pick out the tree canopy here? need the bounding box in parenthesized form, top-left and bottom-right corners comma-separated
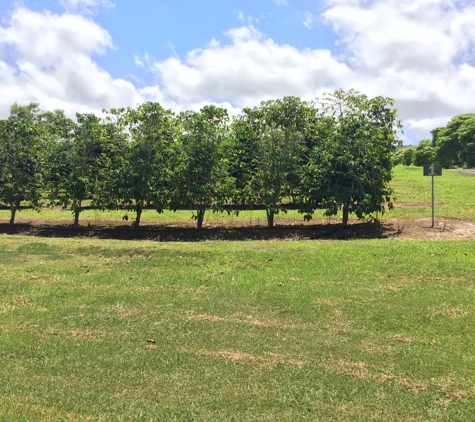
(231, 97, 316, 227)
(434, 114, 475, 168)
(0, 103, 45, 224)
(0, 91, 403, 227)
(396, 114, 475, 169)
(299, 90, 402, 225)
(171, 105, 231, 229)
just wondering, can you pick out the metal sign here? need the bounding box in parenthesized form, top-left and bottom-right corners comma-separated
(423, 164, 443, 227)
(423, 164, 442, 176)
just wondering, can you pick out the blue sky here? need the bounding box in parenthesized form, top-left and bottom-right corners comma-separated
(0, 0, 336, 85)
(1, 0, 474, 143)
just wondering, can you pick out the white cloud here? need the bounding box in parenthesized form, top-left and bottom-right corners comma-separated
(0, 7, 140, 118)
(321, 0, 475, 141)
(59, 0, 115, 14)
(207, 39, 220, 49)
(146, 26, 350, 110)
(405, 116, 453, 141)
(1, 0, 474, 144)
(139, 0, 475, 142)
(302, 11, 317, 29)
(323, 0, 475, 71)
(134, 55, 146, 68)
(237, 10, 258, 25)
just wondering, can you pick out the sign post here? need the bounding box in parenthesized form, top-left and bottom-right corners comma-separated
(423, 164, 443, 227)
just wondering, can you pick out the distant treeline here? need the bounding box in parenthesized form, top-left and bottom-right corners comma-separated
(0, 90, 402, 228)
(394, 114, 475, 168)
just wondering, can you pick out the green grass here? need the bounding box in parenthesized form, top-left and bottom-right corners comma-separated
(388, 166, 475, 220)
(0, 207, 325, 226)
(2, 236, 475, 420)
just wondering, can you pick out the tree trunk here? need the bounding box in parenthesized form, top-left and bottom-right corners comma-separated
(134, 202, 143, 228)
(73, 203, 81, 229)
(266, 208, 274, 228)
(9, 203, 17, 225)
(196, 209, 205, 229)
(342, 204, 349, 226)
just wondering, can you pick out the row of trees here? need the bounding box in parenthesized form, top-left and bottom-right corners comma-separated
(394, 114, 475, 168)
(0, 90, 402, 228)
(393, 140, 436, 167)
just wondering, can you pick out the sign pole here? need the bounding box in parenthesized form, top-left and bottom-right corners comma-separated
(423, 163, 442, 229)
(431, 173, 435, 228)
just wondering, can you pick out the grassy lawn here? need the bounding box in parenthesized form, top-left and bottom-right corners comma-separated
(389, 166, 475, 220)
(2, 236, 475, 420)
(0, 207, 322, 227)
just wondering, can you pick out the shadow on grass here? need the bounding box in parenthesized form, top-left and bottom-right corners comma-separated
(0, 221, 394, 242)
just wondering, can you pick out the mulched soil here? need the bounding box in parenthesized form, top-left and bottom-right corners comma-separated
(1, 217, 474, 241)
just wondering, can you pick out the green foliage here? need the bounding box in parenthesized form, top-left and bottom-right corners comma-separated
(1, 94, 404, 227)
(4, 164, 475, 224)
(94, 107, 129, 212)
(231, 97, 317, 227)
(413, 139, 437, 166)
(46, 113, 106, 227)
(300, 89, 402, 225)
(100, 103, 178, 227)
(0, 103, 46, 224)
(434, 114, 475, 168)
(172, 105, 231, 228)
(393, 146, 416, 166)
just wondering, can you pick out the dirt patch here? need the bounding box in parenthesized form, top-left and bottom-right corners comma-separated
(69, 330, 106, 340)
(392, 334, 412, 342)
(326, 360, 428, 392)
(444, 309, 468, 317)
(2, 217, 475, 241)
(390, 218, 475, 240)
(397, 378, 428, 393)
(187, 311, 308, 329)
(10, 296, 33, 306)
(193, 349, 307, 366)
(392, 202, 436, 208)
(192, 314, 225, 322)
(378, 285, 402, 292)
(389, 186, 424, 189)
